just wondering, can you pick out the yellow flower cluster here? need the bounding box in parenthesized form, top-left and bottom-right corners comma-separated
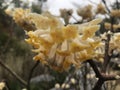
(110, 33, 120, 51)
(5, 8, 36, 31)
(100, 32, 120, 56)
(6, 8, 102, 72)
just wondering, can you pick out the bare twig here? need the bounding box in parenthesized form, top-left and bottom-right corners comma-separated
(87, 60, 101, 77)
(87, 60, 118, 90)
(67, 12, 80, 23)
(101, 0, 114, 72)
(27, 61, 39, 90)
(102, 0, 110, 13)
(103, 33, 111, 72)
(0, 59, 27, 86)
(93, 79, 104, 90)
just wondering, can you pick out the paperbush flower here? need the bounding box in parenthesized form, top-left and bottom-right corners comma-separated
(6, 8, 103, 72)
(77, 5, 93, 20)
(5, 8, 36, 31)
(100, 32, 120, 56)
(96, 3, 106, 14)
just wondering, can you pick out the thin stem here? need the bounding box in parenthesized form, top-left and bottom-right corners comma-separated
(116, 0, 119, 9)
(87, 60, 118, 90)
(0, 60, 27, 86)
(102, 0, 110, 13)
(103, 34, 110, 72)
(27, 61, 39, 90)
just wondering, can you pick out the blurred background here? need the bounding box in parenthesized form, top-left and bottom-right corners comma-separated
(0, 0, 120, 90)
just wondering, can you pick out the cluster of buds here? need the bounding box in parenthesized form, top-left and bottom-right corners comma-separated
(54, 78, 76, 89)
(77, 3, 107, 21)
(60, 9, 73, 24)
(77, 5, 93, 20)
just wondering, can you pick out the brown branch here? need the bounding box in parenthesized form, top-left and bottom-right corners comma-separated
(87, 60, 118, 90)
(27, 61, 39, 90)
(102, 0, 115, 73)
(0, 59, 27, 86)
(87, 60, 102, 78)
(102, 0, 110, 13)
(93, 79, 104, 90)
(102, 34, 111, 72)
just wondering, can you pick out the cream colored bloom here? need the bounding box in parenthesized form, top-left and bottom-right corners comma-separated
(61, 83, 66, 88)
(110, 33, 120, 51)
(62, 25, 78, 39)
(115, 75, 120, 79)
(8, 8, 103, 72)
(70, 78, 76, 84)
(0, 82, 5, 90)
(65, 84, 70, 89)
(25, 19, 102, 71)
(55, 83, 60, 89)
(82, 25, 100, 40)
(100, 32, 120, 57)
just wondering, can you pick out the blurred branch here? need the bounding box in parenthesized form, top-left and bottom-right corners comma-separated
(116, 0, 119, 9)
(0, 59, 27, 86)
(102, 0, 110, 13)
(103, 33, 111, 72)
(87, 60, 118, 90)
(67, 11, 80, 24)
(87, 60, 101, 77)
(27, 61, 39, 90)
(104, 17, 114, 70)
(102, 0, 115, 72)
